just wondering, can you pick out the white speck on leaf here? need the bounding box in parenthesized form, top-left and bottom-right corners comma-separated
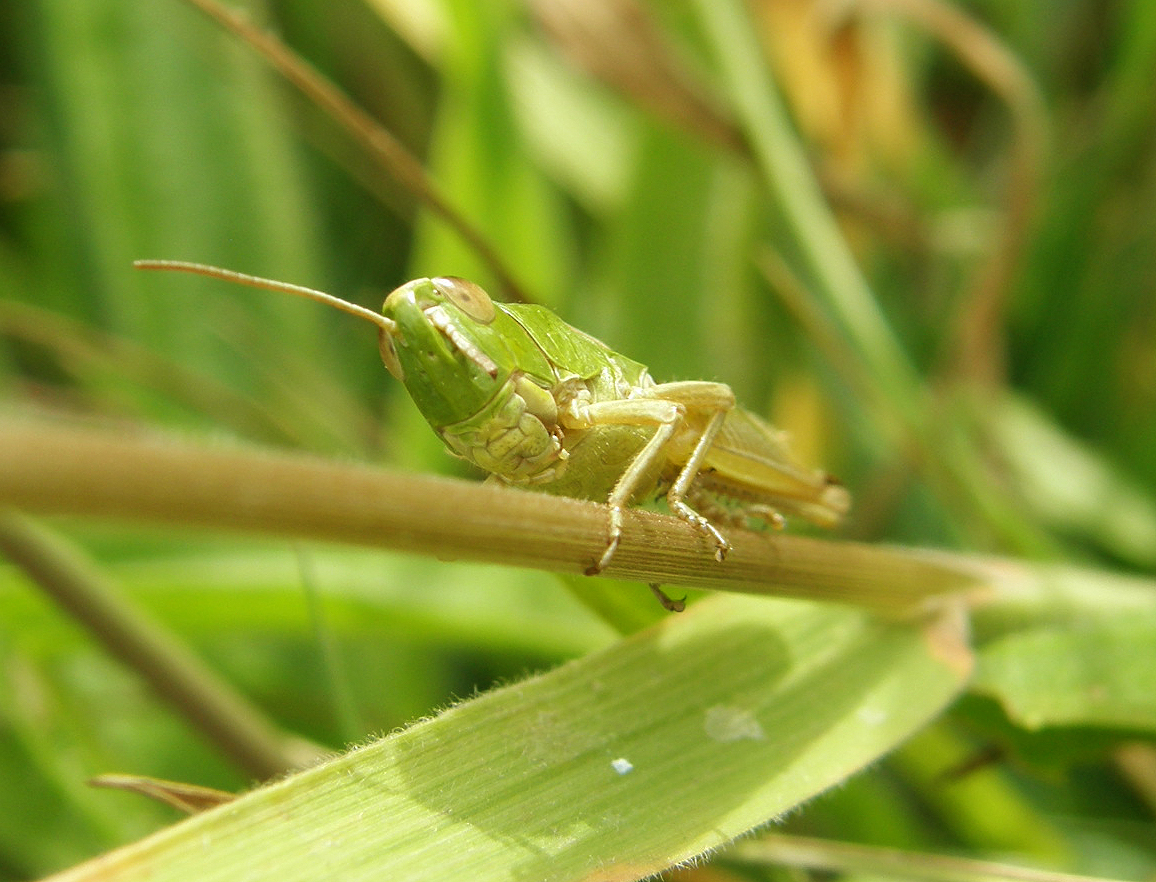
(703, 705, 765, 742)
(611, 757, 633, 775)
(857, 706, 888, 726)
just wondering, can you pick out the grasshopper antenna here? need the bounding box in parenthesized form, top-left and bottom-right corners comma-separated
(134, 260, 397, 334)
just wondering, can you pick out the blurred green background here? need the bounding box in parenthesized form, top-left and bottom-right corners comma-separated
(1, 0, 1154, 878)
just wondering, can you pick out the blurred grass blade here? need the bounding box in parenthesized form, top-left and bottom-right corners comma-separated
(178, 0, 533, 303)
(972, 566, 1156, 733)
(49, 593, 971, 881)
(0, 512, 321, 779)
(530, 0, 745, 153)
(846, 0, 1047, 386)
(688, 0, 919, 407)
(88, 775, 235, 816)
(29, 0, 328, 346)
(733, 832, 1119, 882)
(404, 1, 567, 302)
(983, 394, 1156, 568)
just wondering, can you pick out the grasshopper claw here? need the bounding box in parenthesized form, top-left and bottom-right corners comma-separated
(585, 505, 624, 575)
(701, 520, 731, 561)
(671, 501, 730, 562)
(713, 536, 731, 562)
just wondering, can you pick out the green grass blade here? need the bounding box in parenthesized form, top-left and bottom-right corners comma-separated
(49, 593, 970, 881)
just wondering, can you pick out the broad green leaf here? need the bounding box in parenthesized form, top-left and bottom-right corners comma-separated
(51, 594, 970, 881)
(972, 566, 1156, 733)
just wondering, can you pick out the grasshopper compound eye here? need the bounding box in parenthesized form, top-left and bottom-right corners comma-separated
(433, 277, 496, 324)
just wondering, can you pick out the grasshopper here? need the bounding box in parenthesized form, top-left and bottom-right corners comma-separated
(135, 261, 850, 596)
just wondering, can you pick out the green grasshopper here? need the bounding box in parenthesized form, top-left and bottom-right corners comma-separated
(135, 261, 850, 597)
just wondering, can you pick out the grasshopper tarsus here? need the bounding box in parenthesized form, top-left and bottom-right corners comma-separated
(668, 498, 732, 562)
(648, 584, 686, 613)
(584, 544, 618, 577)
(695, 513, 732, 562)
(585, 505, 625, 576)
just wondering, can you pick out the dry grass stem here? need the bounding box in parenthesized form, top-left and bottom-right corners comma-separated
(0, 419, 979, 614)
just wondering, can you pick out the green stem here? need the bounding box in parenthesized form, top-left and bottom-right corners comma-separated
(0, 509, 322, 780)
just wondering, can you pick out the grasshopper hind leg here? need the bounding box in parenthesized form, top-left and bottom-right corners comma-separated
(664, 405, 733, 562)
(648, 583, 686, 613)
(686, 486, 787, 532)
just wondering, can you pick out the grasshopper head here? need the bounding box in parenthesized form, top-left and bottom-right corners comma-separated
(380, 277, 522, 429)
(130, 261, 535, 433)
